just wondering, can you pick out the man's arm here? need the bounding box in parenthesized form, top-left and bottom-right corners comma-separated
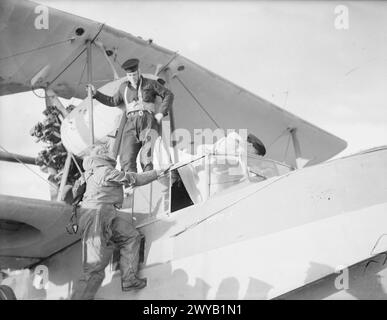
(90, 83, 124, 107)
(131, 170, 159, 186)
(152, 80, 174, 117)
(104, 168, 161, 187)
(104, 168, 135, 186)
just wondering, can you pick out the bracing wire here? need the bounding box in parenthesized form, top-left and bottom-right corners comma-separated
(282, 133, 291, 162)
(69, 153, 83, 176)
(0, 144, 58, 190)
(266, 128, 290, 151)
(77, 58, 88, 88)
(156, 52, 179, 76)
(171, 73, 292, 158)
(0, 38, 75, 62)
(174, 75, 221, 129)
(48, 23, 105, 88)
(48, 48, 88, 87)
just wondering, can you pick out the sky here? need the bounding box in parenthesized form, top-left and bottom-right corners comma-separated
(0, 0, 386, 199)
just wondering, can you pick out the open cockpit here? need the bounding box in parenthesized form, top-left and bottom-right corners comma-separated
(124, 132, 295, 228)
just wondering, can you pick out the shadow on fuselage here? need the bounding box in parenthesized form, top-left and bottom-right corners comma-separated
(275, 252, 387, 300)
(97, 259, 274, 300)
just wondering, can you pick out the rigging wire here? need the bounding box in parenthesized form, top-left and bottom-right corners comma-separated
(77, 58, 88, 88)
(2, 35, 87, 99)
(266, 128, 291, 151)
(69, 153, 83, 176)
(30, 60, 86, 100)
(156, 52, 179, 76)
(0, 31, 105, 194)
(48, 23, 105, 88)
(172, 73, 291, 157)
(0, 38, 75, 62)
(65, 57, 89, 105)
(282, 133, 291, 163)
(171, 68, 296, 161)
(0, 144, 58, 190)
(48, 48, 88, 88)
(67, 58, 100, 105)
(174, 75, 221, 129)
(112, 55, 123, 70)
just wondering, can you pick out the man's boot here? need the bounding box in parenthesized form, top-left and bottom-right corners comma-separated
(122, 276, 147, 292)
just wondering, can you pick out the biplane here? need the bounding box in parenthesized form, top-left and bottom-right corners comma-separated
(1, 0, 387, 300)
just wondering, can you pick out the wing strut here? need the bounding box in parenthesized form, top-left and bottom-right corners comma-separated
(158, 68, 179, 163)
(45, 90, 84, 201)
(84, 23, 106, 146)
(86, 40, 95, 145)
(57, 153, 72, 201)
(290, 128, 304, 169)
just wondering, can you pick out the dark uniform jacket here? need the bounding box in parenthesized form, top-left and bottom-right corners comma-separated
(94, 76, 174, 116)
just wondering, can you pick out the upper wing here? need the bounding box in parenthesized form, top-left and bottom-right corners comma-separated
(0, 0, 175, 99)
(0, 194, 78, 269)
(0, 0, 346, 165)
(166, 56, 347, 166)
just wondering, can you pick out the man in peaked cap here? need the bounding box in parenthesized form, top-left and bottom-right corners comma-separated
(88, 58, 174, 173)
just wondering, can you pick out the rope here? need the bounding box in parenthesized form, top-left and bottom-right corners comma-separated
(0, 38, 75, 62)
(174, 75, 221, 129)
(0, 144, 58, 190)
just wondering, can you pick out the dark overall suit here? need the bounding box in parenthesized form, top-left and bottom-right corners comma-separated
(94, 76, 174, 173)
(71, 152, 159, 300)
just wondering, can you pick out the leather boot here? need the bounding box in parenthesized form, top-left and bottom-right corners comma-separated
(122, 276, 147, 292)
